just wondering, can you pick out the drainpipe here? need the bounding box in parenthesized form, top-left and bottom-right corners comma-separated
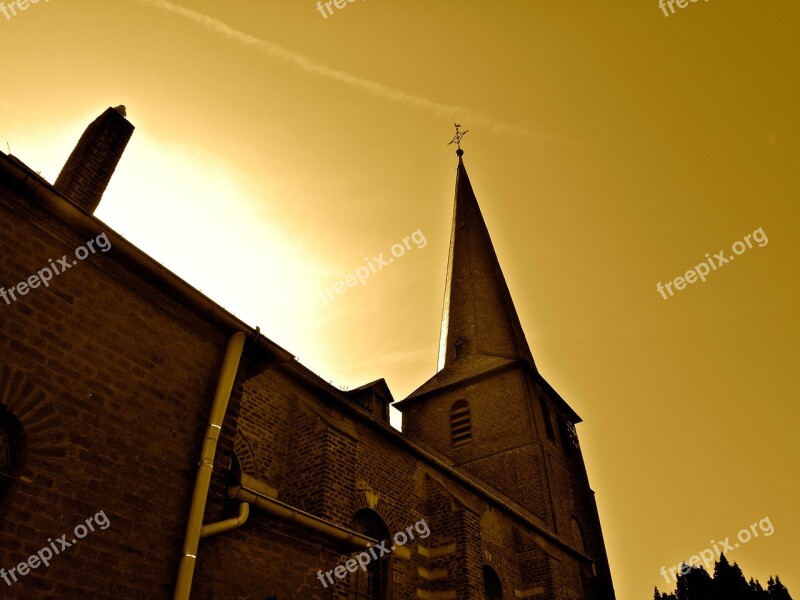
(174, 331, 247, 600)
(228, 478, 377, 550)
(199, 502, 250, 539)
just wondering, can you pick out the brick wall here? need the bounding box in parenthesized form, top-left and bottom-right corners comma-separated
(0, 170, 612, 598)
(401, 368, 554, 526)
(401, 363, 616, 598)
(0, 181, 238, 598)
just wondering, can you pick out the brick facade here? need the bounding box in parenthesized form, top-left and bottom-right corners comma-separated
(0, 116, 615, 599)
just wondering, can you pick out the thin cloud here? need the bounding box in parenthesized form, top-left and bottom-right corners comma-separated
(131, 0, 536, 138)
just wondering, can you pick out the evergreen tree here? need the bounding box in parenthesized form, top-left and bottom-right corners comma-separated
(652, 554, 792, 600)
(768, 576, 793, 600)
(750, 577, 771, 600)
(654, 588, 677, 600)
(711, 554, 753, 600)
(676, 564, 713, 600)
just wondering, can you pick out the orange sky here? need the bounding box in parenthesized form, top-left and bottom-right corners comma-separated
(2, 1, 798, 597)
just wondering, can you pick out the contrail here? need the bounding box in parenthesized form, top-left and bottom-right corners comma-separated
(130, 0, 535, 138)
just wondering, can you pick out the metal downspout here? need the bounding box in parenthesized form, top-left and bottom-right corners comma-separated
(199, 502, 250, 539)
(173, 331, 246, 600)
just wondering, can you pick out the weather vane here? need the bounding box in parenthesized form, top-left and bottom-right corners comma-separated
(448, 123, 469, 151)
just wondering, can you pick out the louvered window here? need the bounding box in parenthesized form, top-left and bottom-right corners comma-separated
(450, 400, 472, 446)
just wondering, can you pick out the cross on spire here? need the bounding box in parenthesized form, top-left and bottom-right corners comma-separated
(448, 123, 469, 155)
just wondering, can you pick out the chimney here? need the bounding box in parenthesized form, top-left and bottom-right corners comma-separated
(54, 106, 134, 213)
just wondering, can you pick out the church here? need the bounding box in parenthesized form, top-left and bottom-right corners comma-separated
(0, 106, 616, 599)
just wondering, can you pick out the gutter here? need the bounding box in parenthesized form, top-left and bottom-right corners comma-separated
(228, 473, 377, 550)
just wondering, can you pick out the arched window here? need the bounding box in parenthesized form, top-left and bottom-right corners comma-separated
(450, 400, 472, 446)
(559, 417, 579, 457)
(0, 421, 11, 489)
(482, 565, 503, 599)
(539, 396, 555, 441)
(0, 406, 24, 499)
(351, 508, 390, 599)
(571, 518, 586, 553)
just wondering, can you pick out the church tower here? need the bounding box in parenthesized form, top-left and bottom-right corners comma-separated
(396, 147, 615, 597)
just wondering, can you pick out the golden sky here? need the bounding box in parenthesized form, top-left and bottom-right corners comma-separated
(2, 0, 798, 597)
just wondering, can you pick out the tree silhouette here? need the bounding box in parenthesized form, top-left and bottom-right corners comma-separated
(769, 577, 792, 600)
(711, 554, 753, 600)
(751, 578, 772, 600)
(678, 562, 713, 600)
(653, 554, 792, 600)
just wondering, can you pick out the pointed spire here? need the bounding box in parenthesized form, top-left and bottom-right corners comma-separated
(435, 149, 536, 372)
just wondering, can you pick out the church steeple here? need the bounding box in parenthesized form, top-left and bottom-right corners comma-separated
(436, 149, 536, 372)
(397, 146, 616, 599)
